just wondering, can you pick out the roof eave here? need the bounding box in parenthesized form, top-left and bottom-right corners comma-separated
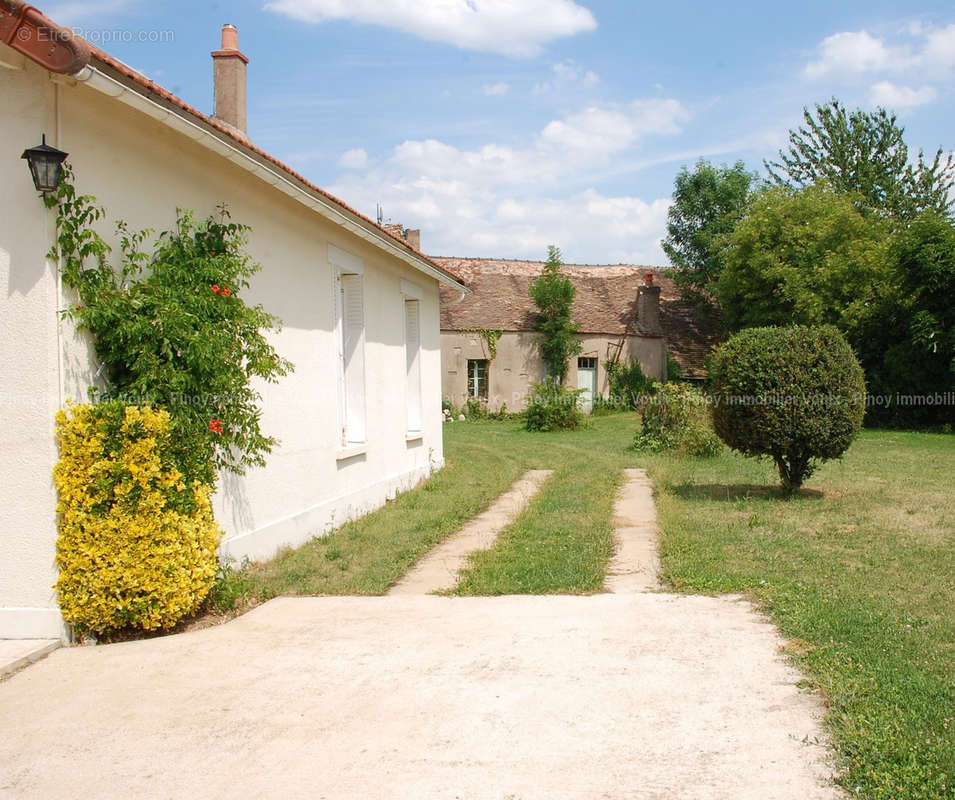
(79, 56, 466, 291)
(0, 0, 91, 74)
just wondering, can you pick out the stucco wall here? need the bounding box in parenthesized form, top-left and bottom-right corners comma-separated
(0, 56, 64, 638)
(0, 54, 446, 637)
(441, 331, 666, 411)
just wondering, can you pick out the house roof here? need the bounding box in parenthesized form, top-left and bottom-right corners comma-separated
(434, 258, 719, 379)
(0, 0, 466, 290)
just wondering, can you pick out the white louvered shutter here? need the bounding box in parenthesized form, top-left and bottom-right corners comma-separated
(341, 273, 366, 442)
(405, 300, 422, 432)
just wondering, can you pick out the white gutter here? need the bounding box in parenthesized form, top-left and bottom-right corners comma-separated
(66, 64, 466, 290)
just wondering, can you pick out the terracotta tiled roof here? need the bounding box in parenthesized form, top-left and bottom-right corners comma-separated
(0, 0, 464, 288)
(434, 257, 719, 379)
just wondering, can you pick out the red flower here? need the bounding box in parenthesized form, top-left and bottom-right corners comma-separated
(222, 286, 231, 297)
(209, 418, 224, 435)
(211, 284, 220, 294)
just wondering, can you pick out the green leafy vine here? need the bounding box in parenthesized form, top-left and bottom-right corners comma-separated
(45, 164, 293, 489)
(463, 328, 504, 360)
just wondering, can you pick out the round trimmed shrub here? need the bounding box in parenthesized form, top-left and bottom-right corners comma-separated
(710, 325, 866, 492)
(54, 402, 222, 635)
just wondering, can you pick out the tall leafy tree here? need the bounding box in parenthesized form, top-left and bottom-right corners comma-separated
(662, 159, 758, 312)
(715, 183, 894, 340)
(765, 99, 955, 219)
(713, 184, 955, 425)
(881, 212, 955, 412)
(530, 246, 581, 384)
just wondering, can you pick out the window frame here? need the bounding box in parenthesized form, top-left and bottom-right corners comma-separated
(467, 358, 489, 400)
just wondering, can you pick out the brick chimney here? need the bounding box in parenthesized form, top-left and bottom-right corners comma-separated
(637, 271, 662, 335)
(382, 223, 421, 251)
(403, 228, 421, 251)
(211, 24, 248, 136)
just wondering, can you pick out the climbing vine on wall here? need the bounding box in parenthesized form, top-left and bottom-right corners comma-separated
(45, 164, 293, 489)
(463, 328, 504, 360)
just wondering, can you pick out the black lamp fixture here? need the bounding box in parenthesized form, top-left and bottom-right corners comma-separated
(21, 134, 69, 193)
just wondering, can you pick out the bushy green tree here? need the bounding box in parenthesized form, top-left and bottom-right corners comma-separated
(605, 359, 650, 410)
(766, 99, 955, 219)
(530, 246, 581, 384)
(662, 159, 758, 311)
(715, 184, 894, 336)
(710, 326, 866, 492)
(862, 212, 955, 425)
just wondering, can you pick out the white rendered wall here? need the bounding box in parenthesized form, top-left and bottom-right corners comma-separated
(0, 57, 66, 638)
(0, 54, 446, 637)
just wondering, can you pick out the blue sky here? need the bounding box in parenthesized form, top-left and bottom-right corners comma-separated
(47, 0, 955, 264)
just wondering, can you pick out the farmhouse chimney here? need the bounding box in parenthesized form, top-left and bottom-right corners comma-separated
(382, 223, 422, 251)
(404, 228, 421, 251)
(637, 272, 662, 335)
(211, 24, 248, 135)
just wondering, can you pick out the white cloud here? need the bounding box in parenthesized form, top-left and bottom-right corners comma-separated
(535, 59, 600, 93)
(804, 31, 905, 79)
(264, 0, 597, 57)
(869, 81, 938, 109)
(338, 148, 369, 169)
(540, 99, 687, 156)
(482, 82, 510, 96)
(922, 24, 955, 73)
(325, 96, 685, 263)
(552, 60, 598, 85)
(541, 108, 640, 153)
(386, 97, 688, 189)
(804, 21, 955, 83)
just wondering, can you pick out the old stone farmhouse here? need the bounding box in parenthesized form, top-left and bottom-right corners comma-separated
(433, 256, 718, 412)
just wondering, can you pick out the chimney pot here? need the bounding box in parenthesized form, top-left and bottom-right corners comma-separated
(221, 24, 239, 51)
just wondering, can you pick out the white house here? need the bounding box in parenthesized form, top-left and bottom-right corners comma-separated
(0, 2, 465, 639)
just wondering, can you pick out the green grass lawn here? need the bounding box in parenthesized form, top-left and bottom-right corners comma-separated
(216, 415, 953, 799)
(644, 428, 954, 800)
(217, 415, 638, 601)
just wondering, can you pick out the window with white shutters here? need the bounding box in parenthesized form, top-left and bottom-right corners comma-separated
(338, 272, 366, 444)
(405, 299, 422, 433)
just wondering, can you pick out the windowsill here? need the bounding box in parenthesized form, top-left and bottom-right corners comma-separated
(336, 443, 367, 461)
(406, 431, 424, 442)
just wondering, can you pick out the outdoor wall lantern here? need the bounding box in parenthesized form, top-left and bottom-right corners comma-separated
(21, 134, 68, 193)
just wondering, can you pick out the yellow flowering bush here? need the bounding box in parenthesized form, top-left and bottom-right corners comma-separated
(53, 402, 222, 634)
